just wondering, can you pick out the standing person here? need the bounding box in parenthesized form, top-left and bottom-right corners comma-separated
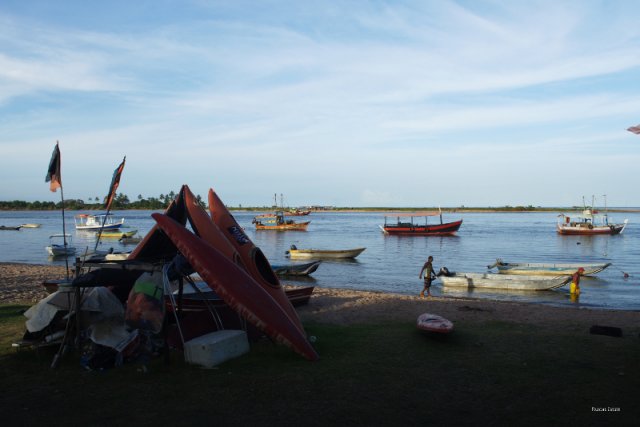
(419, 255, 436, 298)
(570, 267, 585, 296)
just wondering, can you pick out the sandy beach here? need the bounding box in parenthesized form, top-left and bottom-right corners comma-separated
(2, 262, 639, 333)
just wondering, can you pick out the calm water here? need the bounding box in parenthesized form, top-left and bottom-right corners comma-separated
(1, 210, 639, 311)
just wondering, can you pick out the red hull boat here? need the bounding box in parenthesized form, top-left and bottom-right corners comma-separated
(380, 212, 462, 236)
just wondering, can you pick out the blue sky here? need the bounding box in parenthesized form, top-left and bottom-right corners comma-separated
(1, 0, 639, 207)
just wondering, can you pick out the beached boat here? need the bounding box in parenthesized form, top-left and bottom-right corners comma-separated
(253, 211, 310, 231)
(98, 229, 138, 239)
(439, 272, 571, 291)
(45, 234, 77, 257)
(557, 197, 627, 235)
(271, 261, 322, 276)
(286, 246, 366, 259)
(75, 213, 125, 231)
(487, 259, 611, 276)
(380, 211, 462, 236)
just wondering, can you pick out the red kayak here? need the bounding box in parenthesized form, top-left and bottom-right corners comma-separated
(152, 213, 319, 361)
(208, 188, 305, 336)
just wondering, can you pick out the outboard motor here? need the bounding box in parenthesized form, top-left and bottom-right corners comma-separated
(437, 266, 453, 277)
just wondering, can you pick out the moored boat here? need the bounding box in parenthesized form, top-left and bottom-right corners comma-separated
(271, 261, 322, 276)
(99, 229, 138, 239)
(487, 259, 611, 276)
(253, 211, 310, 231)
(0, 225, 22, 230)
(439, 272, 571, 291)
(45, 234, 77, 257)
(380, 211, 462, 236)
(286, 245, 366, 259)
(20, 223, 41, 228)
(75, 213, 125, 231)
(557, 196, 627, 235)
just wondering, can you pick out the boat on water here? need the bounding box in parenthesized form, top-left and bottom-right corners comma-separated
(20, 223, 41, 228)
(438, 271, 572, 291)
(271, 261, 322, 276)
(119, 236, 143, 245)
(45, 234, 77, 257)
(253, 211, 310, 231)
(98, 229, 138, 239)
(0, 225, 22, 230)
(380, 211, 462, 236)
(286, 245, 366, 259)
(74, 213, 125, 231)
(487, 259, 611, 276)
(286, 209, 311, 216)
(557, 196, 627, 235)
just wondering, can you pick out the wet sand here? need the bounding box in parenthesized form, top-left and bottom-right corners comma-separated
(2, 262, 639, 332)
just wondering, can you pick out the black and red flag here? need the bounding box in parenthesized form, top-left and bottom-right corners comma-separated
(45, 142, 62, 192)
(105, 156, 126, 211)
(627, 125, 640, 135)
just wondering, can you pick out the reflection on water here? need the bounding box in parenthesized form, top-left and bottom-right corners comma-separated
(1, 209, 639, 310)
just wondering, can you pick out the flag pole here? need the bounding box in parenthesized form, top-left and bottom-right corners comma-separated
(59, 183, 70, 279)
(94, 156, 126, 252)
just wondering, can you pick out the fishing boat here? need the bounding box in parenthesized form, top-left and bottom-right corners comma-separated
(286, 245, 366, 259)
(557, 196, 627, 235)
(45, 234, 77, 257)
(438, 272, 571, 291)
(253, 211, 310, 231)
(99, 229, 138, 239)
(75, 213, 125, 231)
(286, 209, 311, 216)
(380, 211, 462, 236)
(487, 259, 611, 276)
(271, 261, 322, 276)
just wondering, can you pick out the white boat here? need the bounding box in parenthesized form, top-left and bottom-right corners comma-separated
(286, 245, 366, 259)
(74, 213, 125, 231)
(557, 196, 628, 235)
(487, 259, 611, 276)
(20, 223, 42, 228)
(439, 272, 571, 291)
(45, 234, 77, 257)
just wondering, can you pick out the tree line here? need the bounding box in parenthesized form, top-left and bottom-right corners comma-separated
(0, 191, 205, 211)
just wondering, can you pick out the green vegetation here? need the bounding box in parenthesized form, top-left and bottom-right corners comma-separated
(1, 304, 638, 426)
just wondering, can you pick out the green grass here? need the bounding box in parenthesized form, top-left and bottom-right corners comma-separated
(1, 304, 638, 426)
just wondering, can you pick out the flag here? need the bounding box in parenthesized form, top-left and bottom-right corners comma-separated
(45, 142, 62, 192)
(627, 125, 640, 135)
(105, 156, 126, 210)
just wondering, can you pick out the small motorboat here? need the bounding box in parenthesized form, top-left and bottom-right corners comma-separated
(286, 245, 365, 259)
(0, 225, 22, 230)
(99, 229, 138, 239)
(20, 223, 41, 228)
(75, 213, 125, 231)
(438, 271, 571, 291)
(45, 234, 77, 257)
(271, 261, 322, 276)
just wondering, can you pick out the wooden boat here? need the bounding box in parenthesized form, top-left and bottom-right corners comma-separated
(380, 211, 462, 236)
(119, 236, 142, 245)
(0, 225, 22, 230)
(20, 223, 41, 228)
(271, 261, 322, 276)
(439, 272, 571, 291)
(45, 234, 77, 257)
(286, 246, 366, 259)
(417, 313, 453, 334)
(286, 209, 311, 216)
(98, 229, 138, 239)
(75, 213, 125, 231)
(557, 197, 627, 235)
(487, 259, 611, 276)
(253, 211, 310, 231)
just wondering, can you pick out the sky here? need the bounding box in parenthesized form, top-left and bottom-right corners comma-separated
(1, 0, 639, 208)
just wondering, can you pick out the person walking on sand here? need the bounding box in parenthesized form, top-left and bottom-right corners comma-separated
(570, 267, 584, 296)
(419, 256, 437, 298)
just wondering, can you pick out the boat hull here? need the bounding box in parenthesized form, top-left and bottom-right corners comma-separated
(493, 261, 611, 276)
(255, 221, 310, 231)
(417, 313, 453, 334)
(556, 224, 625, 235)
(382, 220, 462, 236)
(439, 273, 571, 291)
(288, 248, 366, 259)
(271, 261, 322, 276)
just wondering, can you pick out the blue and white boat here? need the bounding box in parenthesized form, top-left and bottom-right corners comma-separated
(74, 213, 125, 231)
